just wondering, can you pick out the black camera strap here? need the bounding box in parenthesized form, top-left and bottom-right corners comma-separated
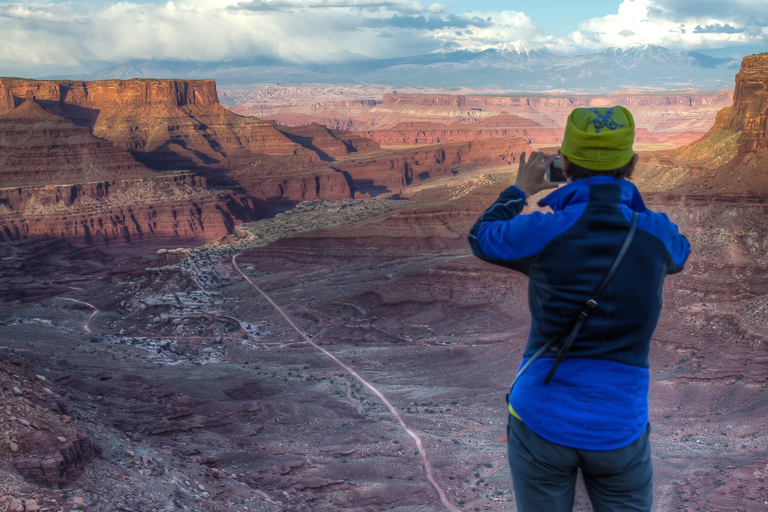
(506, 212, 639, 401)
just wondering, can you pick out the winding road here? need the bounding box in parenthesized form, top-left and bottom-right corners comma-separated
(58, 297, 99, 333)
(232, 253, 459, 512)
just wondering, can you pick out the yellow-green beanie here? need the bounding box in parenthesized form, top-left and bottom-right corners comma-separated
(560, 106, 635, 171)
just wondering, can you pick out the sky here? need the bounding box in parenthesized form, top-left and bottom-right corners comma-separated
(0, 0, 765, 77)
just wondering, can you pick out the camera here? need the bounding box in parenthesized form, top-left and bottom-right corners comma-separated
(546, 157, 567, 183)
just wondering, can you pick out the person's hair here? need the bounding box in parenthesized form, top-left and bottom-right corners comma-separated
(565, 160, 634, 180)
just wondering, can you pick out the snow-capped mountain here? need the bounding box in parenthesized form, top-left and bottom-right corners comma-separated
(81, 43, 741, 92)
(430, 42, 468, 54)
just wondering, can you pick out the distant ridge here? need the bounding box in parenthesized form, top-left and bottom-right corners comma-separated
(73, 43, 739, 92)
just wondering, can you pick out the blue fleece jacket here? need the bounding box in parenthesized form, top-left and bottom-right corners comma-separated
(468, 177, 690, 450)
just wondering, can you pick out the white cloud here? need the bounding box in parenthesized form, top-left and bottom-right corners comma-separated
(550, 0, 765, 52)
(428, 10, 540, 50)
(0, 0, 764, 77)
(0, 0, 543, 75)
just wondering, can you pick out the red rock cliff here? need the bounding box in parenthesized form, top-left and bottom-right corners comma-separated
(0, 93, 155, 187)
(637, 53, 768, 194)
(714, 53, 768, 153)
(0, 78, 219, 111)
(334, 136, 531, 196)
(0, 174, 255, 245)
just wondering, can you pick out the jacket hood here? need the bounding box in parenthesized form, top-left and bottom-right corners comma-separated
(537, 177, 648, 212)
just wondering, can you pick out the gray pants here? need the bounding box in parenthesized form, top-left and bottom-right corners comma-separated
(507, 415, 652, 512)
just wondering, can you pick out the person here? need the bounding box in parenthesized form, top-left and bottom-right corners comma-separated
(467, 106, 690, 512)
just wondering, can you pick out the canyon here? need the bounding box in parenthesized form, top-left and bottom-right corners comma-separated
(0, 78, 534, 246)
(0, 53, 767, 512)
(226, 87, 733, 150)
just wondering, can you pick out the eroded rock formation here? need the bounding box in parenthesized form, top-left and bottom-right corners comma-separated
(717, 53, 768, 155)
(1, 355, 96, 489)
(0, 78, 380, 174)
(0, 79, 390, 244)
(0, 89, 265, 244)
(233, 88, 732, 145)
(0, 174, 255, 244)
(636, 53, 768, 194)
(0, 92, 154, 187)
(334, 136, 530, 196)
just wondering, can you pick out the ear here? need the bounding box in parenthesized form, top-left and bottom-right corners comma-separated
(624, 153, 639, 179)
(561, 155, 572, 180)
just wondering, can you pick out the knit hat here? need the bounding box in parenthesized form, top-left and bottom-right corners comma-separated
(560, 106, 635, 171)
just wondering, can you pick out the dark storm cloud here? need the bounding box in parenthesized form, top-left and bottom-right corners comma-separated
(694, 23, 746, 34)
(654, 0, 768, 25)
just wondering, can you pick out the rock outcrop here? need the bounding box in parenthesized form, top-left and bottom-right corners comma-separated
(1, 355, 96, 489)
(0, 92, 155, 187)
(0, 174, 256, 244)
(636, 53, 768, 194)
(334, 136, 530, 196)
(14, 427, 95, 489)
(358, 114, 563, 147)
(716, 53, 768, 154)
(0, 78, 219, 111)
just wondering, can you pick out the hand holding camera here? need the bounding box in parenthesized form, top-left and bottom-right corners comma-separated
(514, 151, 562, 197)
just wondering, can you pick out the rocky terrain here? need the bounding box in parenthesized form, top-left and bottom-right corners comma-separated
(1, 54, 767, 512)
(2, 168, 768, 511)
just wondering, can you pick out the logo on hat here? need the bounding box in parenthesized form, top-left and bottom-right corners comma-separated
(587, 108, 624, 134)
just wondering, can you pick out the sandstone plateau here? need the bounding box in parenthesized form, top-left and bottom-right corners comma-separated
(0, 78, 536, 246)
(0, 88, 255, 245)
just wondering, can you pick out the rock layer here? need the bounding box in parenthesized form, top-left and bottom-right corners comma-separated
(0, 78, 219, 110)
(334, 136, 530, 196)
(716, 53, 768, 154)
(14, 427, 95, 489)
(0, 92, 154, 187)
(636, 53, 768, 194)
(358, 114, 561, 146)
(0, 174, 253, 244)
(0, 354, 96, 489)
(0, 79, 391, 244)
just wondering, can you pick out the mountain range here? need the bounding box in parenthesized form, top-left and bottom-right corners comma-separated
(80, 43, 740, 92)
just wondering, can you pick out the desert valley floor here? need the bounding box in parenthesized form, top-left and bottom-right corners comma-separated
(1, 177, 767, 512)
